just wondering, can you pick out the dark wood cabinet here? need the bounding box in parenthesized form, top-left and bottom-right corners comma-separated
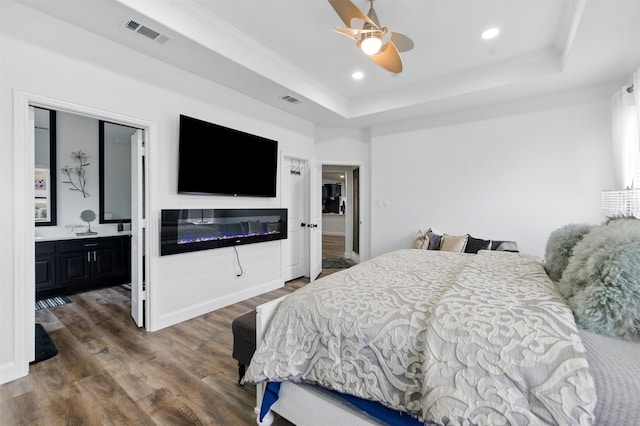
(36, 235, 131, 298)
(35, 242, 56, 291)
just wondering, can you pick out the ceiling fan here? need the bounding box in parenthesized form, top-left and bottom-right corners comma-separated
(328, 0, 414, 74)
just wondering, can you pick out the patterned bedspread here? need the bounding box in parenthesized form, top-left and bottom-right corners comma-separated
(243, 249, 596, 425)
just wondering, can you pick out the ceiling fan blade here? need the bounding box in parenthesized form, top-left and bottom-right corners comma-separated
(328, 0, 378, 29)
(332, 26, 358, 41)
(369, 41, 403, 74)
(390, 32, 414, 52)
(332, 26, 380, 40)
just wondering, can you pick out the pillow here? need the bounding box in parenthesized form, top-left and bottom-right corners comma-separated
(543, 223, 592, 281)
(439, 234, 468, 252)
(412, 229, 429, 249)
(426, 229, 442, 250)
(560, 219, 640, 337)
(491, 240, 519, 253)
(464, 235, 491, 254)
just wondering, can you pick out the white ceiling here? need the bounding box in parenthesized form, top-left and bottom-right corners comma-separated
(17, 0, 640, 128)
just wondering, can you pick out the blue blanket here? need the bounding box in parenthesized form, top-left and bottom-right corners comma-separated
(260, 381, 423, 425)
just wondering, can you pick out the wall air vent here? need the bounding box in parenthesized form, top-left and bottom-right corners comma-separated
(124, 19, 170, 44)
(280, 95, 301, 104)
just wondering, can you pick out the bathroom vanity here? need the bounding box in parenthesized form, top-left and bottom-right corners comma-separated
(35, 233, 131, 299)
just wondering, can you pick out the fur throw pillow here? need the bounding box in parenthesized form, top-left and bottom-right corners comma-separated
(544, 223, 593, 281)
(560, 220, 640, 337)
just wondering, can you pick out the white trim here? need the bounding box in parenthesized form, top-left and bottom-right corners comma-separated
(155, 278, 283, 331)
(3, 91, 33, 384)
(320, 161, 366, 261)
(7, 90, 157, 383)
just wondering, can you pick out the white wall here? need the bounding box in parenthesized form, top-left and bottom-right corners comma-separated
(315, 127, 371, 261)
(322, 214, 346, 236)
(0, 2, 314, 384)
(56, 112, 100, 227)
(370, 97, 614, 259)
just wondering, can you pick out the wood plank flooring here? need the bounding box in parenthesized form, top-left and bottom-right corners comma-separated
(0, 235, 356, 426)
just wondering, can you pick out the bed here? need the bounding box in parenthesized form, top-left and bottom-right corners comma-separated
(243, 249, 640, 425)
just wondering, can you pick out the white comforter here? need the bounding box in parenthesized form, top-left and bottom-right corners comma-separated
(244, 249, 596, 425)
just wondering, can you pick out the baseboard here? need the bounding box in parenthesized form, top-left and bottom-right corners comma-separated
(154, 279, 283, 331)
(322, 232, 345, 236)
(0, 361, 28, 386)
(345, 251, 360, 264)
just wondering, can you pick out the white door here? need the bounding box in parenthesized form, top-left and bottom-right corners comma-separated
(130, 130, 146, 327)
(282, 156, 307, 281)
(309, 162, 322, 281)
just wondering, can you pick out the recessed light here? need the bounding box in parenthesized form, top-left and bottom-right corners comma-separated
(352, 71, 364, 80)
(481, 28, 500, 40)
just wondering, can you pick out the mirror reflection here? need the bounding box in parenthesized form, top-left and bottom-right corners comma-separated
(34, 107, 56, 226)
(99, 121, 136, 223)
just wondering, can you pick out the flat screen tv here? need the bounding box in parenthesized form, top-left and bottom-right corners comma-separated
(177, 114, 278, 197)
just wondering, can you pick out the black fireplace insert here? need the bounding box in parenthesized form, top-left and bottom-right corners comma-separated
(160, 208, 287, 256)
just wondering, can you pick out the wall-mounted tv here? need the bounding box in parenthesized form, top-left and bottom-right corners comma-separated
(177, 114, 278, 197)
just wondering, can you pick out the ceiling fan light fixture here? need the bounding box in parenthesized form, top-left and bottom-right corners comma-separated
(360, 35, 382, 55)
(328, 0, 412, 72)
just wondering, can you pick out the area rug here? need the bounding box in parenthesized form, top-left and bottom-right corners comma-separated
(35, 296, 72, 311)
(30, 323, 58, 364)
(322, 258, 352, 269)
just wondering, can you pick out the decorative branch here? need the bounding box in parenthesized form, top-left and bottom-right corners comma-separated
(61, 150, 90, 198)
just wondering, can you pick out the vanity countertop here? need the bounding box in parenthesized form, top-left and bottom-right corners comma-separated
(35, 230, 131, 242)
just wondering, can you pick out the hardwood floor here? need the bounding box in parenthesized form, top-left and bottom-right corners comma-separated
(0, 236, 355, 425)
(319, 234, 356, 277)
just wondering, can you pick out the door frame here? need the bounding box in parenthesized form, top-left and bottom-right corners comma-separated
(320, 162, 363, 263)
(13, 90, 155, 374)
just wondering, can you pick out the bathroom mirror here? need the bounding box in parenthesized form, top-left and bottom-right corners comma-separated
(34, 107, 57, 226)
(99, 121, 136, 224)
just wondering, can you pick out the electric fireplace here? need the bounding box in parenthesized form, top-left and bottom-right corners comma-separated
(160, 208, 287, 256)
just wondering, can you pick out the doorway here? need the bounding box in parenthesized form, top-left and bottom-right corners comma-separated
(321, 164, 360, 264)
(33, 110, 139, 312)
(14, 91, 153, 374)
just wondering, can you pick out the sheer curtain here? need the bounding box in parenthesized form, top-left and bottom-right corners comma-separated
(603, 76, 640, 215)
(634, 69, 640, 187)
(610, 86, 638, 189)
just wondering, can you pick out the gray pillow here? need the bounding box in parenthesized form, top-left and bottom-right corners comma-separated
(426, 229, 442, 250)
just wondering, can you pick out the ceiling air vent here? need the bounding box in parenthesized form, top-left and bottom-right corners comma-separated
(280, 95, 301, 105)
(124, 19, 170, 44)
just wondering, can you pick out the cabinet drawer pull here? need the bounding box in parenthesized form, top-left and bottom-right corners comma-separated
(87, 252, 91, 262)
(84, 243, 99, 247)
(93, 251, 97, 262)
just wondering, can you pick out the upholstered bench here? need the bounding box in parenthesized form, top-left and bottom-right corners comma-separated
(231, 310, 256, 384)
